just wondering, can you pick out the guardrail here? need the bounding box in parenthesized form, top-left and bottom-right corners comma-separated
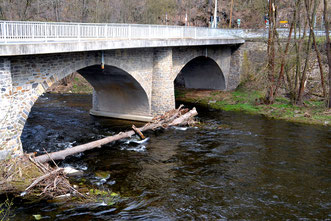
(0, 21, 328, 43)
(0, 21, 240, 43)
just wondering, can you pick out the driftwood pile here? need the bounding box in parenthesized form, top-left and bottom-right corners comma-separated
(0, 155, 82, 199)
(0, 106, 198, 199)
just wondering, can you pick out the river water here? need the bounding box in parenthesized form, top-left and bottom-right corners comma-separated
(13, 93, 331, 220)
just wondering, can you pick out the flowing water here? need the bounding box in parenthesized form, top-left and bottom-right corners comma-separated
(11, 93, 331, 220)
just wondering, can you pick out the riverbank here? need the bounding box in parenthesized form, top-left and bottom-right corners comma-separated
(47, 74, 93, 94)
(176, 88, 331, 126)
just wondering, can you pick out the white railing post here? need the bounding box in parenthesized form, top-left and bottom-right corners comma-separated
(32, 23, 35, 39)
(166, 26, 169, 38)
(15, 23, 17, 40)
(3, 22, 7, 43)
(129, 24, 131, 40)
(104, 24, 107, 38)
(149, 25, 151, 39)
(182, 26, 184, 38)
(44, 22, 47, 42)
(78, 24, 81, 41)
(55, 23, 58, 39)
(195, 27, 197, 39)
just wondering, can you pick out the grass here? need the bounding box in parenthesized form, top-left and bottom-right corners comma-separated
(176, 88, 331, 126)
(0, 196, 14, 221)
(49, 74, 93, 94)
(70, 77, 93, 94)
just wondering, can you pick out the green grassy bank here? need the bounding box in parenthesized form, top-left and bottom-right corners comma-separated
(176, 88, 331, 126)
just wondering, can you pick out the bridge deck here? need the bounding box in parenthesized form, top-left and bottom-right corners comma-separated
(0, 38, 244, 56)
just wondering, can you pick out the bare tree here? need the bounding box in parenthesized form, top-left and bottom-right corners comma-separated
(308, 2, 327, 99)
(296, 0, 318, 105)
(324, 0, 331, 108)
(81, 0, 88, 22)
(265, 0, 276, 104)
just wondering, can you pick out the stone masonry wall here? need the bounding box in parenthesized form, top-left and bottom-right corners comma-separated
(228, 44, 244, 90)
(239, 40, 268, 83)
(151, 48, 175, 115)
(0, 58, 21, 159)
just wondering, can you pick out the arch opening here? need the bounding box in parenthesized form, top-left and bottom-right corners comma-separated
(78, 65, 150, 120)
(21, 64, 151, 154)
(21, 72, 94, 154)
(175, 56, 226, 90)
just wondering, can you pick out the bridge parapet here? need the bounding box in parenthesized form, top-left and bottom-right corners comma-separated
(0, 21, 240, 44)
(0, 21, 327, 46)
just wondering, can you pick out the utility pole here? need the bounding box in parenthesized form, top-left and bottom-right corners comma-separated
(229, 0, 234, 28)
(213, 0, 218, 28)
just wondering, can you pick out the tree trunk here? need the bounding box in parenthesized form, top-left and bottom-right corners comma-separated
(311, 23, 327, 99)
(292, 1, 300, 102)
(294, 0, 308, 103)
(265, 0, 276, 104)
(34, 107, 198, 163)
(229, 0, 234, 28)
(274, 21, 294, 96)
(302, 0, 326, 99)
(324, 0, 331, 108)
(81, 0, 88, 22)
(296, 0, 317, 105)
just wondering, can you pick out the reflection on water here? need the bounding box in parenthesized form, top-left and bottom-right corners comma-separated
(16, 93, 331, 220)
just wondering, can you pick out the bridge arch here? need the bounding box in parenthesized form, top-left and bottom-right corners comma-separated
(174, 56, 226, 90)
(14, 52, 151, 118)
(6, 52, 151, 156)
(78, 65, 150, 119)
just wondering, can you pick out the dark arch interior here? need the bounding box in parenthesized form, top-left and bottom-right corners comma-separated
(175, 56, 225, 90)
(78, 65, 150, 116)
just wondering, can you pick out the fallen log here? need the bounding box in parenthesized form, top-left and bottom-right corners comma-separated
(34, 106, 198, 163)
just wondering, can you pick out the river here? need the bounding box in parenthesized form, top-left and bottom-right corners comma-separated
(12, 93, 331, 220)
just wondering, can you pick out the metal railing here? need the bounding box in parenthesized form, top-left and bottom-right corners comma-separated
(0, 21, 240, 43)
(1, 21, 328, 44)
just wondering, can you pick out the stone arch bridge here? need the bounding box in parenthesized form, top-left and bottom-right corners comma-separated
(0, 21, 244, 159)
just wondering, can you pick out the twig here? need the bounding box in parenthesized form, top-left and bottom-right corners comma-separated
(62, 181, 86, 198)
(28, 154, 48, 173)
(132, 125, 145, 140)
(24, 168, 64, 193)
(43, 147, 59, 168)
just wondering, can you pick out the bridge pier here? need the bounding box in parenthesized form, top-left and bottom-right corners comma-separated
(0, 59, 23, 159)
(151, 48, 175, 115)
